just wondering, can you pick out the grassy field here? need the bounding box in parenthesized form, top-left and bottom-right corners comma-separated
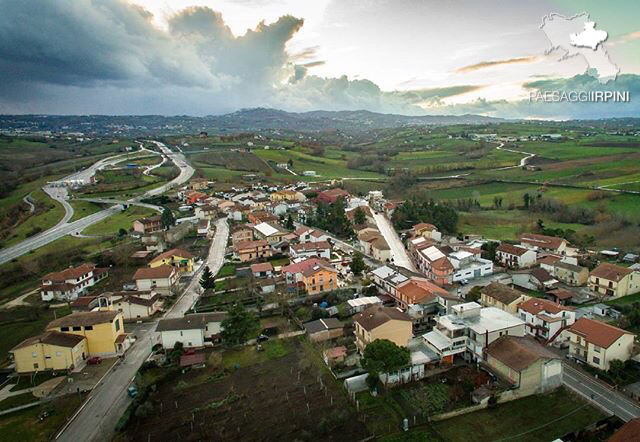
(68, 200, 104, 222)
(432, 388, 604, 442)
(83, 206, 156, 235)
(0, 393, 85, 442)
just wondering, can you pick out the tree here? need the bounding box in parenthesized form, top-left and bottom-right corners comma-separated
(161, 207, 175, 228)
(480, 241, 499, 261)
(221, 303, 260, 345)
(287, 158, 293, 168)
(353, 207, 366, 225)
(118, 228, 128, 237)
(350, 252, 366, 276)
(200, 265, 215, 290)
(285, 214, 294, 230)
(465, 286, 482, 302)
(361, 339, 410, 383)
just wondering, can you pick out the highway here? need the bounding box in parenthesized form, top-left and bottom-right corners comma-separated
(0, 141, 193, 265)
(562, 363, 640, 422)
(56, 218, 228, 442)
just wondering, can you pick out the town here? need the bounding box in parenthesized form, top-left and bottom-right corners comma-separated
(0, 127, 639, 441)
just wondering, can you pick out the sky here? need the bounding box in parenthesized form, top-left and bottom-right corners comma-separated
(0, 0, 638, 118)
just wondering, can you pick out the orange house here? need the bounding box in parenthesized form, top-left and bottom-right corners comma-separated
(283, 258, 338, 294)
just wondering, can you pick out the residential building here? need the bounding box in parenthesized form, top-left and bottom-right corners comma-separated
(290, 241, 331, 260)
(545, 288, 575, 305)
(282, 258, 338, 295)
(10, 331, 88, 374)
(411, 223, 442, 242)
(47, 310, 129, 357)
(230, 224, 254, 245)
(371, 236, 391, 262)
(485, 336, 562, 395)
(317, 188, 349, 204)
(413, 245, 454, 285)
(423, 302, 526, 363)
(157, 312, 228, 349)
(133, 265, 178, 294)
(608, 418, 640, 442)
(358, 230, 383, 256)
(111, 292, 162, 320)
(511, 267, 558, 291)
(197, 219, 211, 236)
(553, 261, 589, 286)
(520, 233, 572, 256)
(132, 216, 163, 234)
(247, 210, 279, 225)
(517, 298, 575, 342)
(41, 263, 108, 302)
(589, 263, 640, 299)
(304, 318, 344, 342)
(496, 243, 537, 269)
(567, 318, 635, 370)
(253, 222, 288, 245)
(194, 204, 218, 220)
(353, 306, 413, 353)
(346, 206, 375, 225)
(347, 296, 383, 314)
(250, 262, 274, 278)
(189, 178, 209, 190)
(270, 190, 306, 202)
(480, 282, 530, 314)
(233, 239, 272, 262)
(149, 248, 195, 274)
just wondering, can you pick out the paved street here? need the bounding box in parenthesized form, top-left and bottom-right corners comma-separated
(370, 208, 417, 272)
(56, 218, 229, 442)
(0, 141, 193, 265)
(562, 363, 640, 422)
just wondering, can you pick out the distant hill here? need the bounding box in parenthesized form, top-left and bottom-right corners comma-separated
(0, 108, 505, 135)
(206, 108, 505, 131)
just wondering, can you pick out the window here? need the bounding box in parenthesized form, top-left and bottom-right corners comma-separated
(592, 356, 600, 364)
(85, 325, 93, 330)
(32, 352, 37, 358)
(180, 331, 183, 337)
(593, 345, 601, 353)
(114, 319, 120, 332)
(61, 327, 69, 332)
(73, 326, 82, 331)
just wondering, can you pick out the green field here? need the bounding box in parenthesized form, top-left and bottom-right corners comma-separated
(84, 206, 157, 235)
(432, 388, 605, 442)
(69, 200, 104, 222)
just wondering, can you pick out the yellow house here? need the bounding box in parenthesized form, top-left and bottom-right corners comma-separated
(589, 263, 640, 299)
(567, 318, 635, 370)
(149, 248, 195, 274)
(353, 306, 413, 353)
(10, 331, 88, 374)
(480, 282, 530, 314)
(301, 264, 338, 295)
(47, 310, 128, 356)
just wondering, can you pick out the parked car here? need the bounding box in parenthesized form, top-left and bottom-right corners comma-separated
(87, 356, 102, 365)
(127, 386, 138, 398)
(256, 334, 269, 343)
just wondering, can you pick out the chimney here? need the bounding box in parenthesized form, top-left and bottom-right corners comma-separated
(485, 330, 489, 348)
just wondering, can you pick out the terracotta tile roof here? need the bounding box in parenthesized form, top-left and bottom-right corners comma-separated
(354, 305, 411, 331)
(432, 256, 454, 271)
(396, 281, 437, 304)
(250, 262, 274, 273)
(538, 255, 562, 265)
(487, 336, 558, 372)
(48, 311, 119, 329)
(496, 243, 530, 256)
(482, 282, 526, 305)
(150, 248, 194, 264)
(608, 418, 640, 442)
(290, 241, 331, 252)
(412, 222, 437, 232)
(304, 318, 343, 334)
(569, 318, 634, 349)
(519, 298, 574, 315)
(11, 331, 85, 351)
(520, 233, 566, 250)
(133, 265, 176, 280)
(282, 257, 329, 275)
(43, 263, 96, 282)
(590, 263, 633, 282)
(371, 237, 390, 251)
(137, 216, 161, 225)
(546, 288, 574, 300)
(530, 267, 555, 283)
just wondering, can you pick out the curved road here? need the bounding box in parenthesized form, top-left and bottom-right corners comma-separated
(0, 141, 193, 265)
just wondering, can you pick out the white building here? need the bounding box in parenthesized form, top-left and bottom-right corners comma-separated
(517, 298, 576, 343)
(290, 241, 331, 260)
(448, 250, 493, 282)
(156, 312, 227, 349)
(423, 302, 525, 363)
(41, 263, 109, 302)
